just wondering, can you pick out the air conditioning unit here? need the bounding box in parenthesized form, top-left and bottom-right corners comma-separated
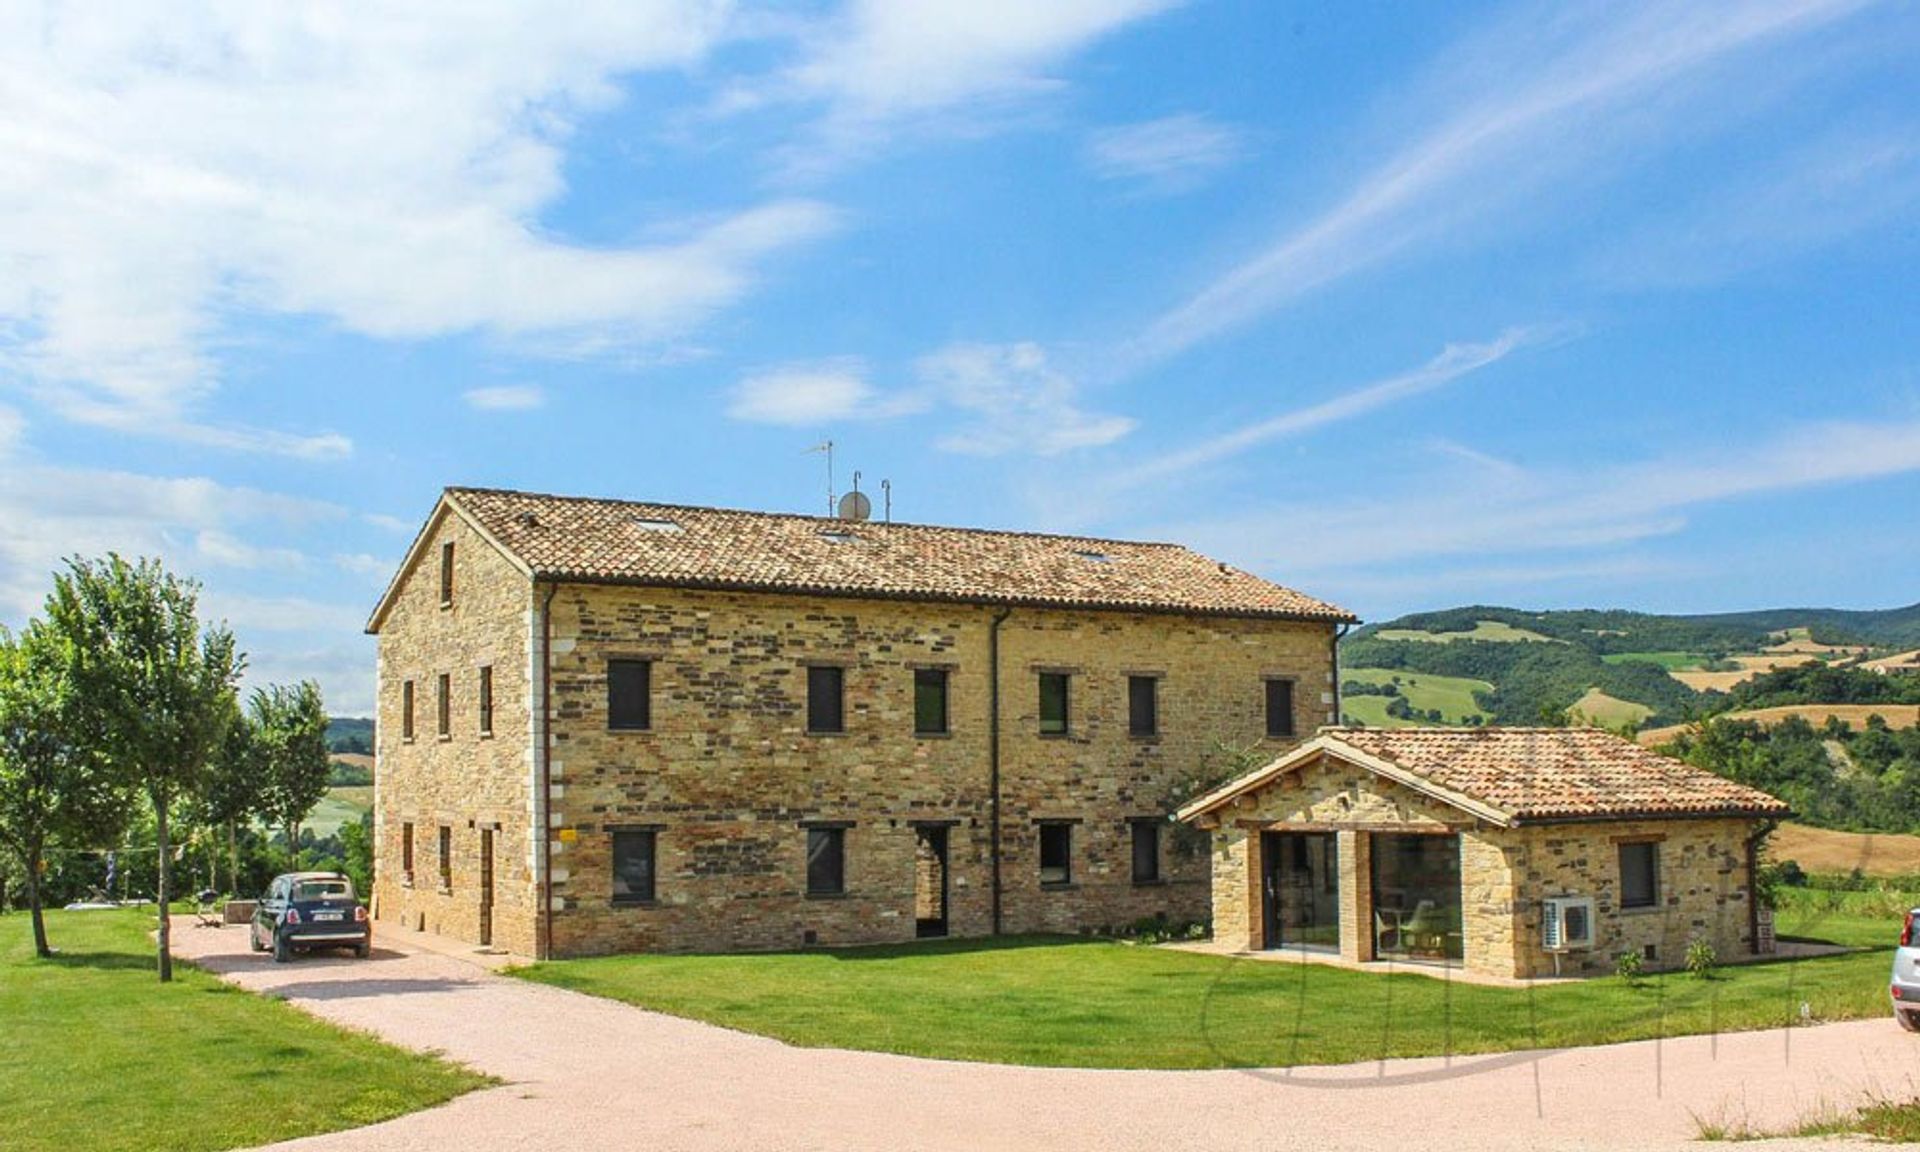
(1542, 896, 1595, 952)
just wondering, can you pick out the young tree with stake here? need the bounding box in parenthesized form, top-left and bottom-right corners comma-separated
(44, 556, 242, 982)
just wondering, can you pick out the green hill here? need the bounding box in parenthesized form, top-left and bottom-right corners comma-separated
(1342, 602, 1920, 730)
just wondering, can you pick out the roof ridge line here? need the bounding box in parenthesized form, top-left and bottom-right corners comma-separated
(443, 485, 1194, 551)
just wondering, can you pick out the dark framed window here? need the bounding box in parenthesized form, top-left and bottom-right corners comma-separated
(437, 825, 452, 890)
(807, 665, 845, 734)
(436, 672, 451, 737)
(611, 828, 657, 904)
(1265, 678, 1296, 738)
(1620, 841, 1659, 909)
(1128, 675, 1158, 737)
(478, 665, 494, 736)
(1131, 820, 1162, 884)
(1038, 672, 1069, 735)
(608, 659, 652, 731)
(1039, 823, 1072, 886)
(401, 823, 414, 880)
(806, 827, 846, 895)
(914, 668, 949, 735)
(439, 541, 455, 606)
(401, 680, 415, 740)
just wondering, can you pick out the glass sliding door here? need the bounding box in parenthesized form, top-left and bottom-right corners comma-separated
(1261, 831, 1340, 951)
(1370, 833, 1463, 962)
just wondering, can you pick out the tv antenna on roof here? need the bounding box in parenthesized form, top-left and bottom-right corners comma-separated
(839, 471, 871, 521)
(806, 439, 834, 516)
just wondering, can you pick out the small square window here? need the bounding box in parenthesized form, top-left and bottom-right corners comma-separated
(1128, 675, 1158, 737)
(806, 827, 846, 895)
(1620, 841, 1659, 909)
(808, 666, 845, 734)
(1131, 821, 1161, 884)
(1039, 823, 1072, 886)
(914, 668, 949, 735)
(612, 828, 657, 904)
(608, 660, 652, 731)
(1038, 673, 1069, 735)
(1265, 679, 1296, 738)
(478, 665, 494, 736)
(439, 541, 455, 606)
(401, 680, 415, 741)
(436, 672, 451, 737)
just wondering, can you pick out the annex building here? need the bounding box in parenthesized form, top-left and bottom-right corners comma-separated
(1178, 727, 1789, 979)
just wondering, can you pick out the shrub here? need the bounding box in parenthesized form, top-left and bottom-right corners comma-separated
(1614, 949, 1645, 983)
(1685, 937, 1717, 978)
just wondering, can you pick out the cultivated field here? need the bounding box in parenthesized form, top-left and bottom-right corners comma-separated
(1771, 822, 1920, 877)
(1639, 704, 1920, 746)
(331, 751, 375, 772)
(307, 785, 374, 838)
(1567, 687, 1651, 728)
(1373, 620, 1557, 644)
(1341, 668, 1492, 727)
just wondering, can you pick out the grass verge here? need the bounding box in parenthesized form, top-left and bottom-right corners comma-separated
(0, 908, 491, 1152)
(514, 889, 1900, 1070)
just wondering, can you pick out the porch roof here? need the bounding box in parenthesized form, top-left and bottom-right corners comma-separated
(1176, 727, 1790, 828)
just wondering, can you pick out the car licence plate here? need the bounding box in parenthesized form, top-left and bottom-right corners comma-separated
(314, 911, 343, 921)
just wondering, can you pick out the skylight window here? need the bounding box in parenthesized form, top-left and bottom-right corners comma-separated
(632, 517, 683, 533)
(819, 530, 860, 544)
(1075, 550, 1112, 563)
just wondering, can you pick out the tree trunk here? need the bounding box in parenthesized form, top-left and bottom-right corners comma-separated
(154, 792, 173, 983)
(227, 819, 239, 897)
(26, 840, 50, 958)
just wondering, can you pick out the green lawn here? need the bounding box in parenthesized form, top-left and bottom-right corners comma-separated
(0, 908, 489, 1152)
(514, 889, 1900, 1070)
(1342, 667, 1493, 727)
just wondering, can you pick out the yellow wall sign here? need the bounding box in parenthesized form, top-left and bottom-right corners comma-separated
(558, 828, 578, 843)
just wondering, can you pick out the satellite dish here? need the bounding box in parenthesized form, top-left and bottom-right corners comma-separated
(837, 491, 872, 522)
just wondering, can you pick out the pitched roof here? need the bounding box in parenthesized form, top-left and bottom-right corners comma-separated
(1177, 727, 1790, 827)
(369, 486, 1354, 630)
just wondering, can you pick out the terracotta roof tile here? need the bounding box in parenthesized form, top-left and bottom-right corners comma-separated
(1180, 727, 1789, 825)
(1325, 727, 1790, 823)
(439, 487, 1355, 622)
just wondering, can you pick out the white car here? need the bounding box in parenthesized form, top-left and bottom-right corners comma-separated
(1892, 910, 1920, 1030)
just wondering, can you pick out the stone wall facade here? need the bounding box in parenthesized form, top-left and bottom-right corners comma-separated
(1202, 750, 1761, 979)
(372, 507, 540, 958)
(373, 516, 1339, 958)
(541, 584, 1334, 956)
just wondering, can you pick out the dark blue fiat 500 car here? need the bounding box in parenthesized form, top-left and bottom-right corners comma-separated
(251, 871, 371, 962)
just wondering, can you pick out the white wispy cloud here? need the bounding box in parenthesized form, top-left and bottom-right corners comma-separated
(0, 4, 834, 455)
(1590, 124, 1920, 288)
(727, 360, 927, 426)
(1131, 0, 1870, 365)
(1120, 328, 1542, 489)
(740, 0, 1182, 171)
(1171, 417, 1920, 578)
(363, 513, 414, 534)
(193, 529, 307, 572)
(334, 553, 395, 581)
(463, 385, 546, 412)
(918, 342, 1135, 456)
(0, 404, 21, 457)
(1085, 114, 1242, 192)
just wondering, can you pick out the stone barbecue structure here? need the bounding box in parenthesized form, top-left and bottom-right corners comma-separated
(1178, 727, 1790, 979)
(366, 487, 1356, 959)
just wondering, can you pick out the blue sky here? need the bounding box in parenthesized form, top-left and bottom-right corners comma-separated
(1, 1, 1916, 714)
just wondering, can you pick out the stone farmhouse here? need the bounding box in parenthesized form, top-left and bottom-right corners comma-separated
(1178, 727, 1790, 979)
(366, 487, 1355, 959)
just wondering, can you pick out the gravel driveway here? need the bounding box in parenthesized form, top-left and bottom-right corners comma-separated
(171, 920, 1920, 1151)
